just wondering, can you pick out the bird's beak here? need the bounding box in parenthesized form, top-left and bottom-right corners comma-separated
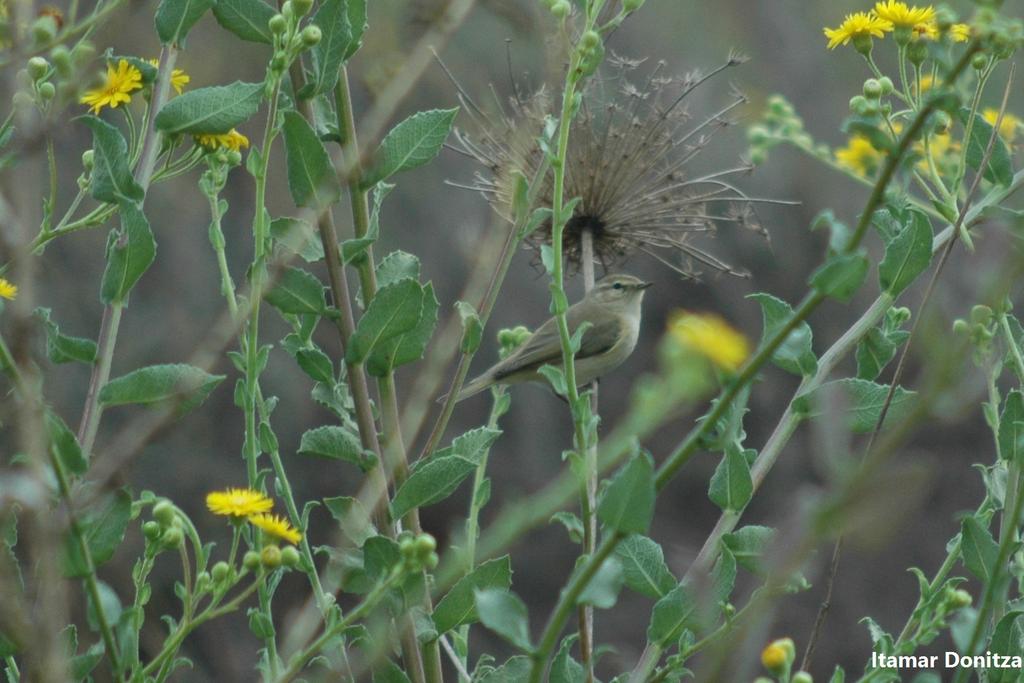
(637, 281, 653, 290)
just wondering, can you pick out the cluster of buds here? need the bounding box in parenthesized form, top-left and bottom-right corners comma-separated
(267, 0, 321, 81)
(539, 0, 571, 20)
(952, 304, 999, 363)
(398, 531, 439, 571)
(244, 545, 301, 571)
(747, 95, 824, 166)
(143, 500, 187, 551)
(497, 326, 531, 360)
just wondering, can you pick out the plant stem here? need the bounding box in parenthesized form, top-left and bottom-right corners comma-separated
(578, 228, 597, 682)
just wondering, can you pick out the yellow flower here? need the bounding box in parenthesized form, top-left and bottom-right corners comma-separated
(873, 1, 936, 28)
(147, 59, 190, 94)
(761, 638, 795, 674)
(911, 20, 938, 40)
(0, 277, 17, 300)
(79, 59, 143, 114)
(195, 129, 250, 152)
(248, 513, 302, 544)
(824, 12, 893, 49)
(206, 488, 273, 518)
(835, 135, 884, 177)
(983, 108, 1021, 144)
(916, 74, 935, 92)
(949, 23, 971, 42)
(669, 311, 750, 373)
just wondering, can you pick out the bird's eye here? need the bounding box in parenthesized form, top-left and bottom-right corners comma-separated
(612, 282, 623, 290)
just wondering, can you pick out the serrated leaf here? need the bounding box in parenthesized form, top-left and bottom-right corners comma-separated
(265, 266, 326, 316)
(878, 209, 933, 296)
(212, 0, 276, 44)
(794, 378, 916, 433)
(82, 117, 142, 204)
(391, 456, 477, 520)
(375, 251, 420, 289)
(61, 490, 131, 578)
(324, 496, 375, 545)
(960, 108, 1013, 187)
(578, 556, 624, 609)
(298, 425, 373, 470)
(46, 410, 87, 475)
(282, 111, 341, 210)
(100, 202, 156, 305)
(961, 515, 999, 582)
(155, 82, 263, 135)
(306, 0, 359, 96)
(99, 363, 225, 415)
(747, 292, 816, 376)
(988, 611, 1024, 683)
(362, 109, 458, 187)
(295, 347, 333, 383)
(856, 327, 901, 381)
(999, 390, 1024, 465)
(475, 589, 531, 651)
(708, 444, 753, 512)
(270, 217, 324, 262)
(615, 535, 677, 599)
(35, 308, 97, 365)
(373, 661, 412, 683)
(347, 279, 423, 365)
(722, 525, 774, 574)
(647, 582, 697, 646)
(366, 283, 438, 377)
(809, 251, 868, 303)
(155, 0, 214, 45)
(432, 556, 513, 635)
(598, 452, 655, 534)
(551, 634, 584, 683)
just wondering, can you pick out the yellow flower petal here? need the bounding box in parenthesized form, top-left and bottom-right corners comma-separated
(669, 311, 750, 373)
(206, 488, 274, 517)
(248, 513, 302, 544)
(79, 59, 143, 115)
(0, 277, 17, 301)
(824, 11, 893, 49)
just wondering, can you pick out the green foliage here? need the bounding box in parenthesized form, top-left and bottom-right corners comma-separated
(264, 266, 327, 315)
(367, 282, 438, 377)
(809, 251, 869, 303)
(100, 202, 156, 305)
(45, 410, 87, 475)
(297, 425, 375, 470)
(155, 0, 214, 45)
(281, 111, 341, 210)
(999, 390, 1024, 465)
(211, 0, 277, 44)
(432, 556, 513, 635)
(614, 535, 677, 599)
(708, 444, 753, 512)
(793, 378, 916, 433)
(346, 278, 424, 365)
(61, 490, 132, 578)
(304, 0, 367, 97)
(878, 208, 933, 296)
(598, 452, 655, 535)
(99, 363, 225, 414)
(475, 588, 532, 651)
(960, 108, 1014, 187)
(82, 117, 143, 204)
(362, 109, 459, 188)
(748, 292, 817, 376)
(960, 516, 999, 583)
(35, 308, 97, 365)
(155, 82, 264, 135)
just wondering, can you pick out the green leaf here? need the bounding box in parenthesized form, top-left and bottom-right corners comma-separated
(878, 209, 933, 296)
(270, 217, 324, 262)
(578, 556, 624, 609)
(647, 582, 697, 646)
(100, 202, 156, 305)
(61, 490, 131, 578)
(856, 327, 907, 381)
(475, 589, 532, 651)
(810, 209, 852, 253)
(342, 183, 390, 264)
(46, 410, 87, 475)
(961, 515, 999, 582)
(264, 266, 326, 315)
(999, 390, 1024, 465)
(551, 635, 585, 683)
(155, 82, 263, 135)
(987, 611, 1024, 683)
(362, 109, 458, 187)
(598, 452, 655, 535)
(155, 0, 214, 45)
(708, 444, 753, 512)
(391, 456, 476, 520)
(282, 111, 341, 210)
(375, 250, 420, 289)
(324, 496, 375, 545)
(212, 0, 276, 43)
(298, 425, 374, 470)
(809, 251, 868, 303)
(373, 661, 412, 683)
(363, 535, 401, 580)
(305, 0, 359, 96)
(960, 108, 1013, 187)
(747, 292, 816, 376)
(99, 363, 225, 414)
(456, 301, 483, 354)
(366, 282, 438, 377)
(82, 117, 143, 204)
(347, 278, 423, 365)
(432, 556, 513, 635)
(722, 525, 774, 574)
(712, 547, 737, 606)
(793, 378, 916, 433)
(35, 308, 97, 365)
(295, 347, 334, 383)
(478, 656, 532, 683)
(615, 535, 677, 599)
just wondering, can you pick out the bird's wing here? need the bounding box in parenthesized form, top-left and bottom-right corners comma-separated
(493, 309, 622, 380)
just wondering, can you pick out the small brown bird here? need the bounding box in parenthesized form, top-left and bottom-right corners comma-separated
(455, 273, 651, 402)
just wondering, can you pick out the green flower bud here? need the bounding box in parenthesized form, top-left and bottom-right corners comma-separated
(932, 110, 951, 134)
(766, 95, 793, 117)
(142, 520, 162, 541)
(551, 0, 570, 18)
(973, 53, 989, 71)
(865, 79, 885, 100)
(580, 30, 601, 51)
(268, 14, 287, 35)
(195, 571, 211, 591)
(907, 40, 928, 66)
(261, 545, 282, 569)
(894, 25, 912, 46)
(161, 527, 183, 549)
(849, 94, 869, 115)
(226, 150, 243, 166)
(292, 0, 314, 15)
(971, 305, 993, 325)
(243, 550, 261, 571)
(424, 552, 439, 570)
(31, 16, 57, 45)
(70, 43, 95, 67)
(415, 534, 437, 557)
(878, 76, 894, 95)
(853, 33, 874, 55)
(952, 318, 970, 334)
(211, 561, 230, 583)
(28, 57, 49, 81)
(281, 1, 294, 19)
(270, 54, 287, 72)
(50, 46, 72, 77)
(399, 536, 416, 558)
(81, 149, 94, 170)
(539, 0, 557, 8)
(300, 25, 322, 47)
(622, 0, 645, 10)
(948, 588, 972, 608)
(37, 82, 55, 101)
(153, 500, 176, 527)
(746, 125, 770, 146)
(281, 545, 301, 567)
(749, 147, 767, 165)
(792, 673, 814, 683)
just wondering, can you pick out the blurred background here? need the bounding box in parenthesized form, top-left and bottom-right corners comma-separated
(15, 0, 1024, 679)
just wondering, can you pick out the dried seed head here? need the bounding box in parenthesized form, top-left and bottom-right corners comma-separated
(449, 52, 783, 279)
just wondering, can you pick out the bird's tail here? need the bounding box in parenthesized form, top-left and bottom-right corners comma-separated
(438, 372, 493, 404)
